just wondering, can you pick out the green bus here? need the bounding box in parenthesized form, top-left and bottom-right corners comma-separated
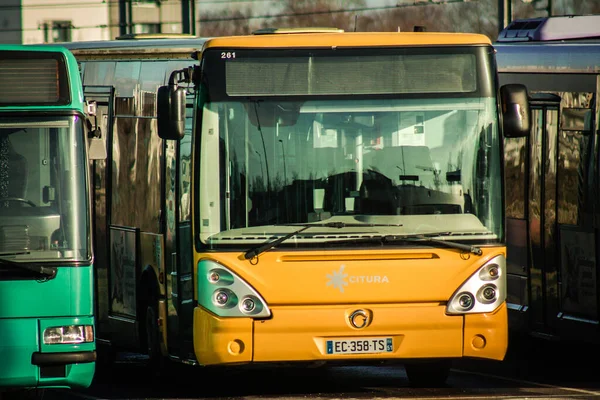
(0, 45, 103, 399)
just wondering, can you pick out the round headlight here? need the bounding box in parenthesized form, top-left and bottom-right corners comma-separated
(479, 264, 500, 281)
(478, 284, 497, 304)
(241, 297, 255, 313)
(215, 291, 228, 305)
(456, 292, 475, 311)
(208, 270, 220, 283)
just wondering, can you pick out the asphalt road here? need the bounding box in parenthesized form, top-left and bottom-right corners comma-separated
(43, 334, 600, 400)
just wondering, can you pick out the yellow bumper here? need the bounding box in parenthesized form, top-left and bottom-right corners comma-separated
(193, 302, 507, 365)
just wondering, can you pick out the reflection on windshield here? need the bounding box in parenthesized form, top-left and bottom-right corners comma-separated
(198, 98, 502, 244)
(0, 116, 88, 262)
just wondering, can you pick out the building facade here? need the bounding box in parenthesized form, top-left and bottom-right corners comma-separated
(1, 0, 196, 44)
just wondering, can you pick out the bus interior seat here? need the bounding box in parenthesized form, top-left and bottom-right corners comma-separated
(357, 178, 397, 215)
(0, 135, 28, 201)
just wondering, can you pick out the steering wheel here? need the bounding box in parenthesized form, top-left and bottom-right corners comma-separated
(0, 197, 37, 207)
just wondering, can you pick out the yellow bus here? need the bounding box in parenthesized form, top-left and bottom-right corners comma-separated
(155, 28, 530, 386)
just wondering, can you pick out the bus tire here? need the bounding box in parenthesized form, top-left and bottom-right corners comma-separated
(404, 359, 452, 387)
(145, 294, 164, 373)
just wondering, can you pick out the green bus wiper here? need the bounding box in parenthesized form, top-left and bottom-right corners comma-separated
(0, 257, 58, 279)
(243, 221, 403, 260)
(331, 233, 483, 256)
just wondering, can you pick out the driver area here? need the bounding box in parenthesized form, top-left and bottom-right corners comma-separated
(0, 133, 29, 207)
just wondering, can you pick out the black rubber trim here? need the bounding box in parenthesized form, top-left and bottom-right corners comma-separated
(31, 350, 97, 366)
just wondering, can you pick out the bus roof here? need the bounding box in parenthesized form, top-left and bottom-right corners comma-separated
(494, 41, 600, 74)
(44, 37, 209, 59)
(497, 15, 600, 42)
(200, 31, 492, 52)
(3, 43, 72, 54)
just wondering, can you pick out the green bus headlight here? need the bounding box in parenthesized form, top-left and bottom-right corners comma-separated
(43, 325, 94, 344)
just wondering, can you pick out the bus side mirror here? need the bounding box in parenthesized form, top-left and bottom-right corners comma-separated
(157, 85, 186, 140)
(501, 84, 530, 138)
(84, 106, 107, 160)
(88, 136, 107, 160)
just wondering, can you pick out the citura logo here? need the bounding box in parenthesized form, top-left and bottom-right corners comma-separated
(326, 265, 389, 293)
(326, 265, 349, 293)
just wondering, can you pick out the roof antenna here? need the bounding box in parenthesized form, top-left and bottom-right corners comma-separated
(354, 14, 358, 32)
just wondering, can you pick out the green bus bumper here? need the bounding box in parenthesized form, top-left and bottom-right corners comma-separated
(0, 318, 96, 390)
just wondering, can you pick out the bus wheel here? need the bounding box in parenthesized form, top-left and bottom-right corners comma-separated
(404, 359, 452, 387)
(145, 297, 164, 373)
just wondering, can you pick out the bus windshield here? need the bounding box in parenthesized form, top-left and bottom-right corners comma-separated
(196, 47, 503, 247)
(0, 115, 89, 262)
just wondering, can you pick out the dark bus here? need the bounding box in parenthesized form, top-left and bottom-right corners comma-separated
(496, 14, 600, 343)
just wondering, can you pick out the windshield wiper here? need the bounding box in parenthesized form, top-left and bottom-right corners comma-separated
(331, 233, 483, 255)
(392, 234, 483, 255)
(0, 257, 58, 279)
(243, 221, 403, 260)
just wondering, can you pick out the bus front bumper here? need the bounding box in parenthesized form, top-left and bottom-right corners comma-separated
(0, 318, 95, 390)
(193, 302, 508, 365)
(31, 351, 96, 366)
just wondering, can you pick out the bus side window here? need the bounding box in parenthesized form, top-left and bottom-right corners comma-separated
(0, 134, 28, 200)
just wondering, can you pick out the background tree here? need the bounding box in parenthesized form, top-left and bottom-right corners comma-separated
(270, 0, 366, 31)
(199, 7, 253, 36)
(198, 0, 600, 41)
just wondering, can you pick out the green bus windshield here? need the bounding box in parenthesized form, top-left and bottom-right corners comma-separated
(0, 115, 89, 262)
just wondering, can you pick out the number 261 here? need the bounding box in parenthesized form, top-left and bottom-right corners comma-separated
(221, 52, 236, 59)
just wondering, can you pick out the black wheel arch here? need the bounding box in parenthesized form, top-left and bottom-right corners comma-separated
(137, 264, 160, 352)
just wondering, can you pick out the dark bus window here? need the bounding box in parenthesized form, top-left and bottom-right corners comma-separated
(505, 136, 527, 219)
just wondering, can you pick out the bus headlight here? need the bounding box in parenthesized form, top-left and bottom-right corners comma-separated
(213, 288, 237, 309)
(479, 263, 500, 281)
(446, 255, 506, 315)
(43, 325, 94, 344)
(198, 259, 271, 318)
(478, 284, 498, 304)
(452, 292, 475, 311)
(241, 297, 255, 312)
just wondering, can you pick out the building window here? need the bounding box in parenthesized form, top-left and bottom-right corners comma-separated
(133, 0, 160, 7)
(43, 21, 72, 43)
(133, 23, 161, 34)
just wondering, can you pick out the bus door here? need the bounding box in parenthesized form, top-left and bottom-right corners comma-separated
(527, 94, 560, 336)
(83, 85, 115, 345)
(552, 89, 598, 338)
(164, 93, 195, 360)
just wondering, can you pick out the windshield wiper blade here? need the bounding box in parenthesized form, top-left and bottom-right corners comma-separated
(244, 226, 310, 260)
(243, 221, 403, 260)
(0, 258, 58, 279)
(329, 233, 483, 255)
(391, 234, 483, 255)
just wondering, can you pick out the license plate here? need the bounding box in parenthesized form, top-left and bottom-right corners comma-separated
(326, 337, 393, 355)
